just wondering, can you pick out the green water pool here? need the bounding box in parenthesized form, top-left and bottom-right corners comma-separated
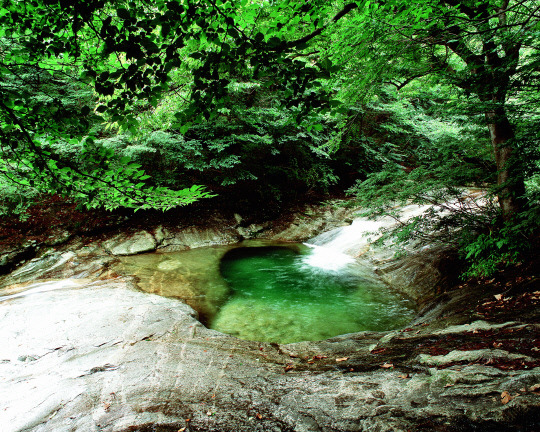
(210, 245, 415, 343)
(117, 242, 416, 344)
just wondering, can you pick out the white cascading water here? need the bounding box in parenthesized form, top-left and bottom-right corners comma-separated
(303, 204, 431, 271)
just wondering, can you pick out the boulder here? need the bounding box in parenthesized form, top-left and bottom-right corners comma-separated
(158, 226, 240, 252)
(103, 231, 157, 255)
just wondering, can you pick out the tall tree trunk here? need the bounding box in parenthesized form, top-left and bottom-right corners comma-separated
(485, 108, 525, 220)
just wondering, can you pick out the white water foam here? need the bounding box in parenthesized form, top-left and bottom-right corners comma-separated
(301, 244, 355, 271)
(303, 204, 432, 270)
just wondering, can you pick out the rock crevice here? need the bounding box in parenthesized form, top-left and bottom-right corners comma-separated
(0, 203, 538, 432)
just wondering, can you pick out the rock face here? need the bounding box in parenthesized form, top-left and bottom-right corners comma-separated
(0, 203, 539, 432)
(93, 202, 357, 257)
(157, 226, 241, 252)
(1, 277, 539, 432)
(103, 231, 158, 255)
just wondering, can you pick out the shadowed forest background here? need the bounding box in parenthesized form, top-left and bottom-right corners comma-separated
(0, 0, 539, 278)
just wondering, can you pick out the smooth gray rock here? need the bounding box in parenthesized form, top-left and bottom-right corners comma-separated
(0, 201, 538, 431)
(158, 227, 240, 252)
(1, 278, 538, 432)
(103, 231, 157, 255)
(418, 349, 536, 366)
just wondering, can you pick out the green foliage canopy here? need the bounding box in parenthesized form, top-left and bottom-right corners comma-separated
(330, 0, 540, 275)
(329, 0, 540, 217)
(0, 0, 357, 209)
(0, 0, 539, 276)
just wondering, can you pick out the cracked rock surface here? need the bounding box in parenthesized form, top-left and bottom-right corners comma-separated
(1, 272, 539, 432)
(0, 204, 539, 432)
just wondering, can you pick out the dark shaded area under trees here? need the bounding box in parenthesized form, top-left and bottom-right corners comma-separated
(0, 0, 539, 278)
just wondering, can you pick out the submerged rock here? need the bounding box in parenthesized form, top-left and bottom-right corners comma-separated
(116, 246, 231, 322)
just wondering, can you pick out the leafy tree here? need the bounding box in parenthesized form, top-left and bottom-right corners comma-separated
(93, 101, 339, 203)
(0, 0, 538, 278)
(329, 0, 540, 220)
(0, 0, 354, 209)
(322, 0, 540, 276)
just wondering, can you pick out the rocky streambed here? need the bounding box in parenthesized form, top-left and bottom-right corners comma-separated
(0, 204, 539, 432)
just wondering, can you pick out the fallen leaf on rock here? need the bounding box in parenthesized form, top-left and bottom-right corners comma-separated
(312, 355, 327, 360)
(501, 391, 512, 404)
(380, 363, 394, 369)
(398, 374, 409, 379)
(336, 357, 349, 362)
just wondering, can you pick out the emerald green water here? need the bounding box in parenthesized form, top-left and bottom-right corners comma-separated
(116, 242, 416, 344)
(210, 245, 415, 343)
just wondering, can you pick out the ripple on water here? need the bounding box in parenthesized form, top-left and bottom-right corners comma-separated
(210, 245, 415, 343)
(116, 242, 416, 344)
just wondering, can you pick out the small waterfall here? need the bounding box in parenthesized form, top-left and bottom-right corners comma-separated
(302, 219, 383, 271)
(308, 219, 385, 256)
(301, 244, 356, 271)
(304, 204, 431, 270)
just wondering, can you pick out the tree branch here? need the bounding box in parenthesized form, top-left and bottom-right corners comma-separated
(288, 3, 358, 49)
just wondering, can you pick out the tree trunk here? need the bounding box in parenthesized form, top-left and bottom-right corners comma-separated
(485, 108, 525, 221)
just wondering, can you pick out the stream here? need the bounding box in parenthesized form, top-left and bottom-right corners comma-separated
(117, 240, 415, 344)
(0, 206, 431, 344)
(1, 204, 534, 432)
